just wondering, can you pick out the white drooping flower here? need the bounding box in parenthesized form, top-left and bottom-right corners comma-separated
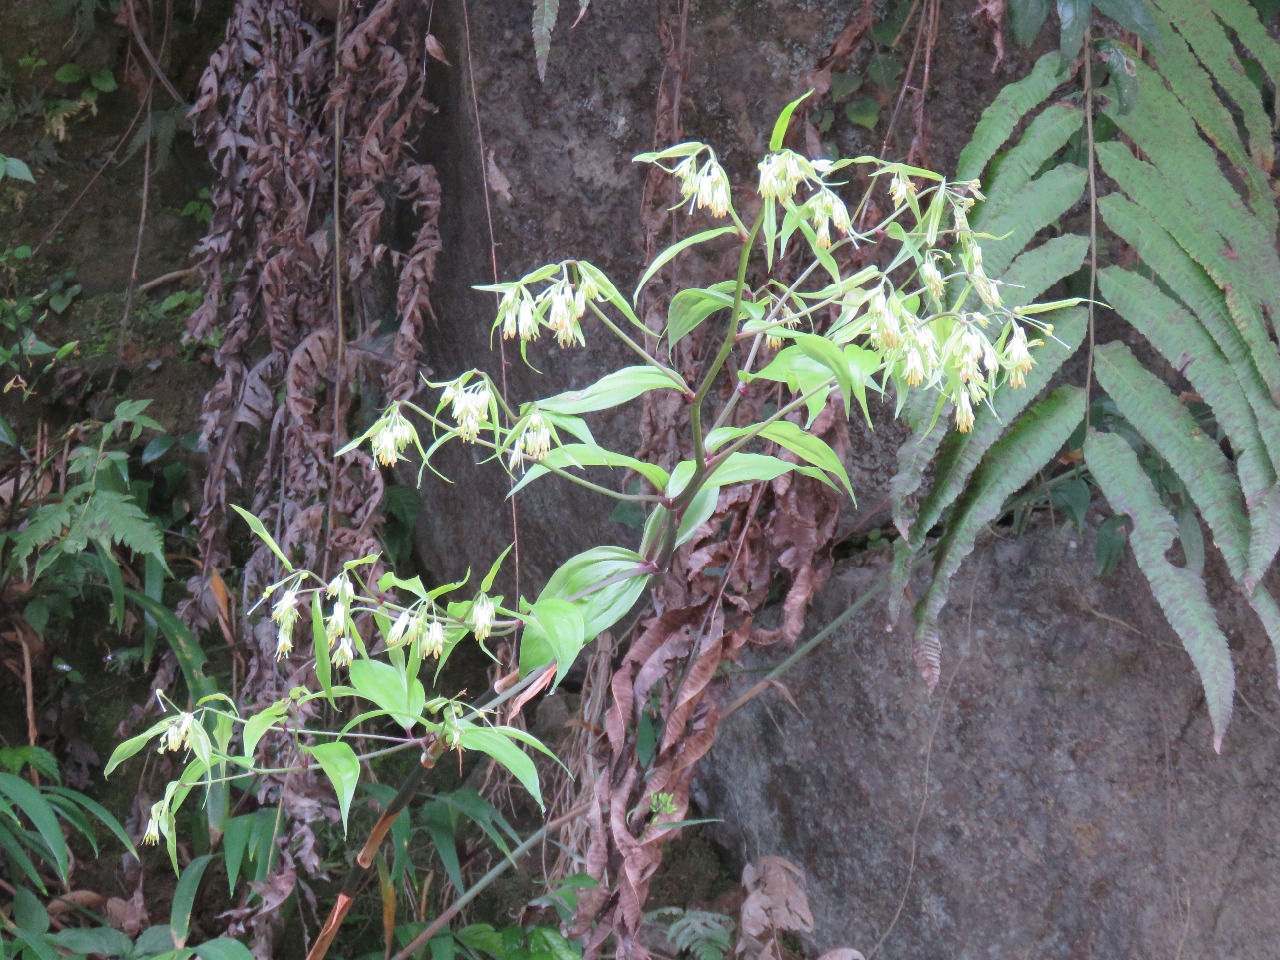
(694, 159, 733, 218)
(422, 619, 446, 659)
(445, 379, 492, 442)
(272, 587, 299, 660)
(955, 389, 976, 433)
(810, 188, 851, 249)
(1005, 324, 1038, 388)
(159, 711, 196, 754)
(757, 150, 807, 202)
(370, 403, 417, 467)
(471, 593, 496, 642)
(142, 802, 164, 845)
(920, 258, 945, 301)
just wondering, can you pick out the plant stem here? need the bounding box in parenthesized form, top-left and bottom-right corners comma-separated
(588, 302, 688, 391)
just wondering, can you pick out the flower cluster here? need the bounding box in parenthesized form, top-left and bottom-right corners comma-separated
(441, 377, 493, 442)
(158, 710, 196, 754)
(507, 410, 555, 471)
(369, 403, 417, 467)
(672, 151, 732, 218)
(325, 574, 356, 668)
(271, 586, 300, 660)
(494, 263, 602, 348)
(386, 605, 448, 659)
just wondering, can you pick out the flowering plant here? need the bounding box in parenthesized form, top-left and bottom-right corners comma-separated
(106, 95, 1075, 956)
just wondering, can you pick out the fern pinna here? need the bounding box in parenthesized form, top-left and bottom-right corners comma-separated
(891, 0, 1280, 752)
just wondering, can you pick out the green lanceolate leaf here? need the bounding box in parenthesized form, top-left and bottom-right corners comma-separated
(0, 773, 70, 882)
(520, 597, 587, 686)
(230, 504, 293, 572)
(707, 419, 854, 500)
(532, 0, 559, 82)
(1093, 0, 1160, 47)
(913, 386, 1087, 680)
(635, 227, 738, 300)
(170, 854, 216, 947)
(457, 725, 553, 807)
(509, 443, 671, 496)
(1084, 430, 1235, 752)
(538, 365, 686, 416)
(1205, 0, 1280, 102)
(957, 52, 1068, 181)
(305, 741, 360, 833)
(770, 91, 813, 151)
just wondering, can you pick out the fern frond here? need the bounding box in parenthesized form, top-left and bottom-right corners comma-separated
(1208, 0, 1280, 95)
(1247, 486, 1280, 590)
(67, 492, 165, 567)
(1101, 65, 1280, 295)
(1095, 142, 1279, 375)
(1151, 0, 1273, 173)
(912, 386, 1086, 683)
(981, 103, 1084, 205)
(532, 0, 560, 82)
(908, 310, 1087, 548)
(1000, 234, 1090, 308)
(1084, 430, 1235, 752)
(956, 53, 1068, 181)
(1099, 194, 1280, 430)
(1094, 342, 1249, 574)
(969, 165, 1087, 277)
(1096, 267, 1276, 506)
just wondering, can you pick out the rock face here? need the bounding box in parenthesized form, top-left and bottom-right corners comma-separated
(695, 523, 1280, 959)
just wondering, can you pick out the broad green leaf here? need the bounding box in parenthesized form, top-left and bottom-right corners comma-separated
(242, 703, 288, 760)
(666, 283, 736, 349)
(1058, 0, 1090, 62)
(195, 939, 257, 960)
(349, 659, 426, 729)
(520, 598, 587, 686)
(539, 546, 649, 639)
(1011, 0, 1053, 44)
(538, 365, 685, 416)
(3, 156, 35, 183)
(1085, 430, 1235, 752)
(305, 742, 360, 833)
(105, 720, 168, 777)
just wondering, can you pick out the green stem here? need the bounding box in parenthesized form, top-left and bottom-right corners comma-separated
(588, 302, 688, 391)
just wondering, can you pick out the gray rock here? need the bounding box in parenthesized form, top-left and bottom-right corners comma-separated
(696, 523, 1280, 959)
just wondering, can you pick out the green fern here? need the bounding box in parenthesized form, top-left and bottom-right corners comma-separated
(647, 907, 734, 960)
(893, 0, 1280, 749)
(1084, 431, 1234, 751)
(532, 0, 560, 82)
